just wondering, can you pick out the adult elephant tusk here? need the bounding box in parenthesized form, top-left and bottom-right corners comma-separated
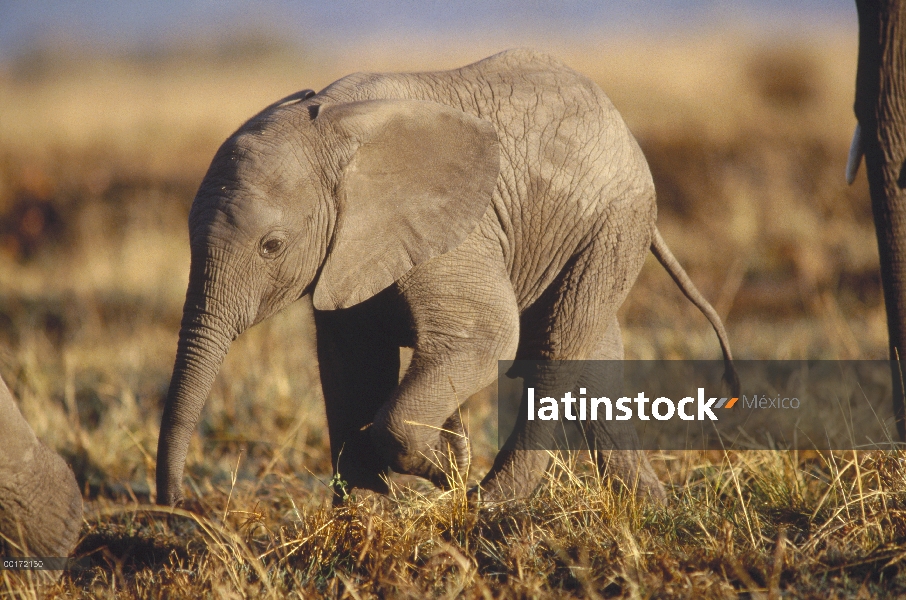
(846, 122, 864, 185)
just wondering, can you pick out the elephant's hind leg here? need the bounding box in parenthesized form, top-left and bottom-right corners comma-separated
(476, 227, 660, 502)
(477, 318, 663, 503)
(577, 322, 666, 503)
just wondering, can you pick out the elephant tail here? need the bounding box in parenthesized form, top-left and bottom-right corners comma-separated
(650, 227, 740, 397)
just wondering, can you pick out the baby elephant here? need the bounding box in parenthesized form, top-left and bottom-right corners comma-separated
(155, 49, 734, 507)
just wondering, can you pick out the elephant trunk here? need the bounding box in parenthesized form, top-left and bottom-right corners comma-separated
(855, 1, 906, 439)
(156, 319, 232, 506)
(156, 254, 243, 506)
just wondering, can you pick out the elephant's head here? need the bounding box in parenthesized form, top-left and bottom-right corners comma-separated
(156, 91, 500, 505)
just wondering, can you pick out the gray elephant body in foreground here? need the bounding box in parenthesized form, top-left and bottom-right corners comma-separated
(156, 49, 735, 506)
(0, 374, 82, 561)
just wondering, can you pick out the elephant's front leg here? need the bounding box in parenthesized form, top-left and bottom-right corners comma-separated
(370, 251, 521, 489)
(315, 305, 402, 501)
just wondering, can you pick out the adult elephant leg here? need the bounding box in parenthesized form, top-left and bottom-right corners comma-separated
(370, 240, 521, 489)
(854, 1, 906, 439)
(315, 293, 404, 502)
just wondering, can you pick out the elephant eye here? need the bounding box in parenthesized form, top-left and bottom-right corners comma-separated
(260, 237, 284, 256)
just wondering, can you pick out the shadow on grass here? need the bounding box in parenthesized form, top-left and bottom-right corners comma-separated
(68, 522, 205, 588)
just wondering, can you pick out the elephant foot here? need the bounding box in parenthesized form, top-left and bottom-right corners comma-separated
(336, 487, 393, 515)
(439, 412, 471, 481)
(331, 426, 394, 506)
(466, 484, 505, 512)
(466, 480, 539, 519)
(470, 449, 668, 508)
(370, 410, 472, 489)
(472, 447, 552, 506)
(421, 412, 471, 489)
(331, 470, 390, 507)
(597, 450, 667, 506)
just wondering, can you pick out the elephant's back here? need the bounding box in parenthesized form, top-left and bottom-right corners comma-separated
(317, 49, 616, 124)
(439, 51, 655, 308)
(316, 50, 656, 309)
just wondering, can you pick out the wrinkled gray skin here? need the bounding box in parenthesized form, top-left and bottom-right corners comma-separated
(851, 1, 906, 440)
(156, 49, 734, 507)
(0, 374, 83, 563)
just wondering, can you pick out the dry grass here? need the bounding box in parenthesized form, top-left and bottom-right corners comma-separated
(2, 28, 904, 597)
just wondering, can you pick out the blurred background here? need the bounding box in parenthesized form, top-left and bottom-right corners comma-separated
(0, 1, 881, 498)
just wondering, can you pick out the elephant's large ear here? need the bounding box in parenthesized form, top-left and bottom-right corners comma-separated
(312, 99, 500, 310)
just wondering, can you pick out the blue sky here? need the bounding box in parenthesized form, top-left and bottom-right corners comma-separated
(0, 1, 855, 61)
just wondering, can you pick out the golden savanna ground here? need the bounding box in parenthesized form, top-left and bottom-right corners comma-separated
(3, 28, 906, 597)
